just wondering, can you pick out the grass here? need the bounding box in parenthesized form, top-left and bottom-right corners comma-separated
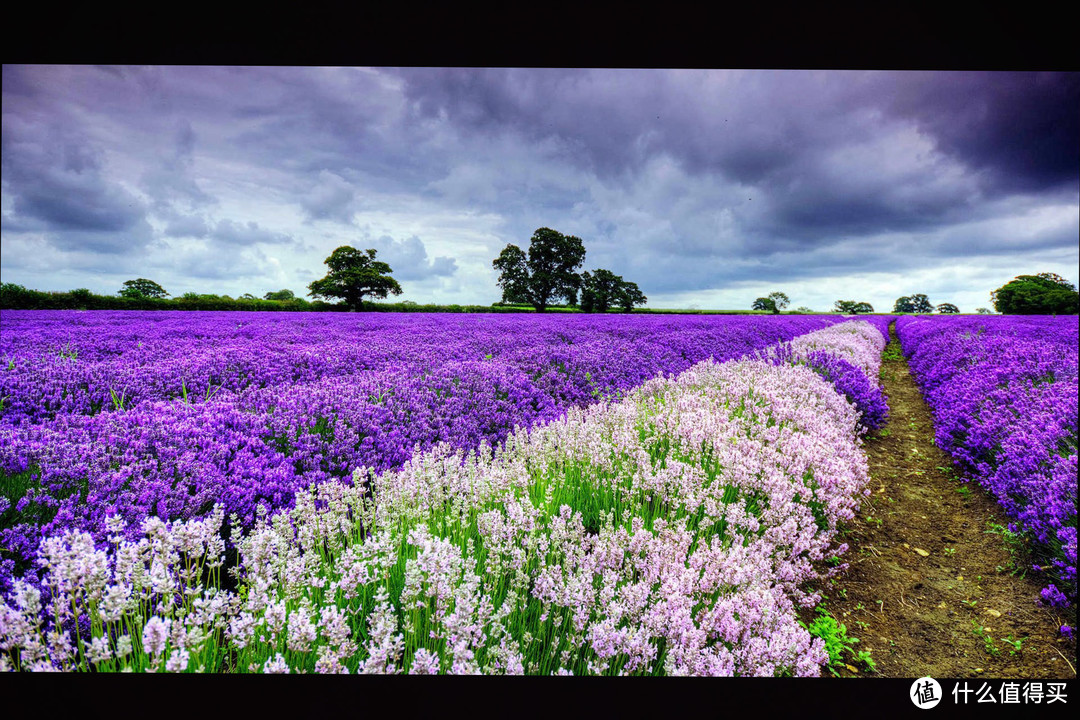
(971, 620, 1000, 657)
(985, 521, 1029, 577)
(801, 606, 876, 675)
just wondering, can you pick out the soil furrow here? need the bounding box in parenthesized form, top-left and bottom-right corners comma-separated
(806, 321, 1077, 679)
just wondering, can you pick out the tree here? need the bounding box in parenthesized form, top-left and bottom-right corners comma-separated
(616, 281, 647, 312)
(834, 300, 874, 314)
(795, 306, 814, 314)
(492, 244, 532, 305)
(307, 247, 403, 311)
(752, 297, 776, 313)
(580, 269, 621, 313)
(580, 269, 647, 312)
(893, 294, 933, 314)
(976, 307, 994, 315)
(768, 291, 790, 312)
(492, 228, 586, 312)
(991, 273, 1080, 315)
(937, 303, 960, 314)
(751, 291, 790, 315)
(119, 278, 168, 299)
(264, 289, 296, 301)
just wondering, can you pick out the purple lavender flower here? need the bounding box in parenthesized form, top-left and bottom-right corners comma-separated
(898, 314, 1078, 607)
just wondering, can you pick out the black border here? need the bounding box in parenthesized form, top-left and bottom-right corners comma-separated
(5, 2, 1079, 69)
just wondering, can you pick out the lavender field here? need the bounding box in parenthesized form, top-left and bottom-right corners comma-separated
(897, 315, 1079, 608)
(0, 311, 895, 674)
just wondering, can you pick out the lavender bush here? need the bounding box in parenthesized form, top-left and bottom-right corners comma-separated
(1, 323, 879, 674)
(897, 315, 1078, 606)
(2, 311, 850, 593)
(755, 320, 890, 432)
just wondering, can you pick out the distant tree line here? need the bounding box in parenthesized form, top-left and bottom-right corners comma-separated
(0, 282, 338, 312)
(0, 283, 561, 314)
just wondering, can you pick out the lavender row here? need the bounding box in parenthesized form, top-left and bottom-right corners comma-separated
(758, 320, 890, 433)
(1, 311, 849, 593)
(1, 311, 850, 425)
(896, 315, 1078, 606)
(1, 323, 881, 674)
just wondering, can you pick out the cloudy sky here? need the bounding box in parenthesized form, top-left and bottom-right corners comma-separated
(2, 66, 1077, 311)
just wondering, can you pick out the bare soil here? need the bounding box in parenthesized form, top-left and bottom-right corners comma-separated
(801, 322, 1077, 679)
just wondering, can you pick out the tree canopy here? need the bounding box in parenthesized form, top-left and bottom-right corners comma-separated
(752, 291, 790, 315)
(118, 279, 169, 299)
(834, 300, 874, 314)
(264, 289, 295, 301)
(580, 269, 647, 312)
(307, 247, 403, 311)
(616, 281, 647, 313)
(936, 303, 960, 314)
(991, 273, 1079, 315)
(893, 294, 934, 314)
(493, 228, 587, 312)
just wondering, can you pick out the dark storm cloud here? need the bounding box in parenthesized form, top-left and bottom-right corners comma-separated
(395, 69, 1079, 189)
(878, 71, 1080, 194)
(220, 67, 441, 186)
(2, 66, 1076, 305)
(394, 69, 1079, 246)
(1, 118, 149, 235)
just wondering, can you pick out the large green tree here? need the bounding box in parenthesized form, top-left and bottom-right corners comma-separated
(937, 303, 960, 314)
(580, 269, 648, 313)
(492, 228, 586, 312)
(118, 278, 169, 299)
(991, 273, 1080, 314)
(307, 247, 403, 310)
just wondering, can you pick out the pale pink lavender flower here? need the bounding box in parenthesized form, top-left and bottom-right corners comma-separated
(409, 647, 441, 674)
(263, 653, 290, 674)
(165, 647, 190, 672)
(142, 616, 170, 657)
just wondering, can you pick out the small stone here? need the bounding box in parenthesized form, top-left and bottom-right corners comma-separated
(985, 609, 1001, 618)
(914, 547, 930, 557)
(845, 664, 859, 673)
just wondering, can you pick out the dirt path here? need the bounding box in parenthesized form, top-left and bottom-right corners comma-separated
(804, 322, 1076, 679)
